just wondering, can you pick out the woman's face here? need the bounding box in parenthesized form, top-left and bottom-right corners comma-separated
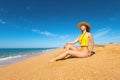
(80, 25, 86, 31)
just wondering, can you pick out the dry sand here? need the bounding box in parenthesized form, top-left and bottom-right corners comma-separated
(0, 43, 120, 80)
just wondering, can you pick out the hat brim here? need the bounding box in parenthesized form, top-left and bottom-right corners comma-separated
(78, 22, 91, 30)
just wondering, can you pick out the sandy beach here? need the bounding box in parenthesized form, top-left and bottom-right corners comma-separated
(0, 43, 120, 80)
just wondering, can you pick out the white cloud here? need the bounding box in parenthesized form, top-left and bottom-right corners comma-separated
(32, 29, 40, 32)
(40, 31, 57, 37)
(0, 19, 6, 24)
(94, 35, 120, 44)
(32, 29, 69, 39)
(32, 29, 57, 37)
(92, 27, 120, 44)
(93, 27, 111, 38)
(59, 35, 69, 40)
(109, 13, 120, 21)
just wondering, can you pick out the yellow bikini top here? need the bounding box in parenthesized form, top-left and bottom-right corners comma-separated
(78, 32, 90, 46)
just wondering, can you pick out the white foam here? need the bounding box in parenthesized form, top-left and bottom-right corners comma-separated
(0, 55, 22, 61)
(0, 48, 56, 66)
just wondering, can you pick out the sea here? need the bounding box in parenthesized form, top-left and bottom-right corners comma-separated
(0, 48, 56, 66)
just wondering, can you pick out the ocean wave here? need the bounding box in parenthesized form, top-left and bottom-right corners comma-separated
(0, 55, 23, 61)
(0, 48, 56, 66)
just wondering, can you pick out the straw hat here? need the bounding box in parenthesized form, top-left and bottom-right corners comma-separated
(78, 22, 91, 31)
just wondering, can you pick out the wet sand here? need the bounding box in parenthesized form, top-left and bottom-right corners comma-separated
(0, 43, 120, 80)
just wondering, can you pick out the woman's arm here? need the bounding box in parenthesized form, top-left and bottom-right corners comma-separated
(63, 36, 79, 49)
(67, 36, 79, 45)
(88, 33, 94, 52)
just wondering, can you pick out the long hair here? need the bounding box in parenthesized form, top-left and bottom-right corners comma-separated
(86, 26, 90, 32)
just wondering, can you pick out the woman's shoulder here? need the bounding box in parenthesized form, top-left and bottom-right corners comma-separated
(87, 32, 91, 35)
(86, 32, 92, 36)
(86, 32, 90, 33)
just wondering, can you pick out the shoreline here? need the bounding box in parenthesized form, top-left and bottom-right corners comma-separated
(0, 48, 56, 67)
(0, 44, 120, 80)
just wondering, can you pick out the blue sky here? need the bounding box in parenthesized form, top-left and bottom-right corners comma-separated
(0, 0, 120, 48)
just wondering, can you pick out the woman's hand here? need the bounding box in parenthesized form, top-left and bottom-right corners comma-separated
(64, 35, 79, 49)
(63, 43, 67, 49)
(66, 42, 74, 45)
(63, 42, 73, 49)
(63, 35, 79, 49)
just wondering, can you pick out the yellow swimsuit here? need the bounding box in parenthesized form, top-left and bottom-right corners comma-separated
(78, 32, 90, 53)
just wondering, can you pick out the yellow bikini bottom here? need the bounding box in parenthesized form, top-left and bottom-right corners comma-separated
(80, 49, 90, 53)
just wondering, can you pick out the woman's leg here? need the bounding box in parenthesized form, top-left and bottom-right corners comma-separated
(48, 50, 89, 62)
(64, 44, 81, 58)
(64, 44, 80, 51)
(48, 51, 69, 62)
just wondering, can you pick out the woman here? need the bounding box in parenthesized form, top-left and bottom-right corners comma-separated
(48, 22, 95, 62)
